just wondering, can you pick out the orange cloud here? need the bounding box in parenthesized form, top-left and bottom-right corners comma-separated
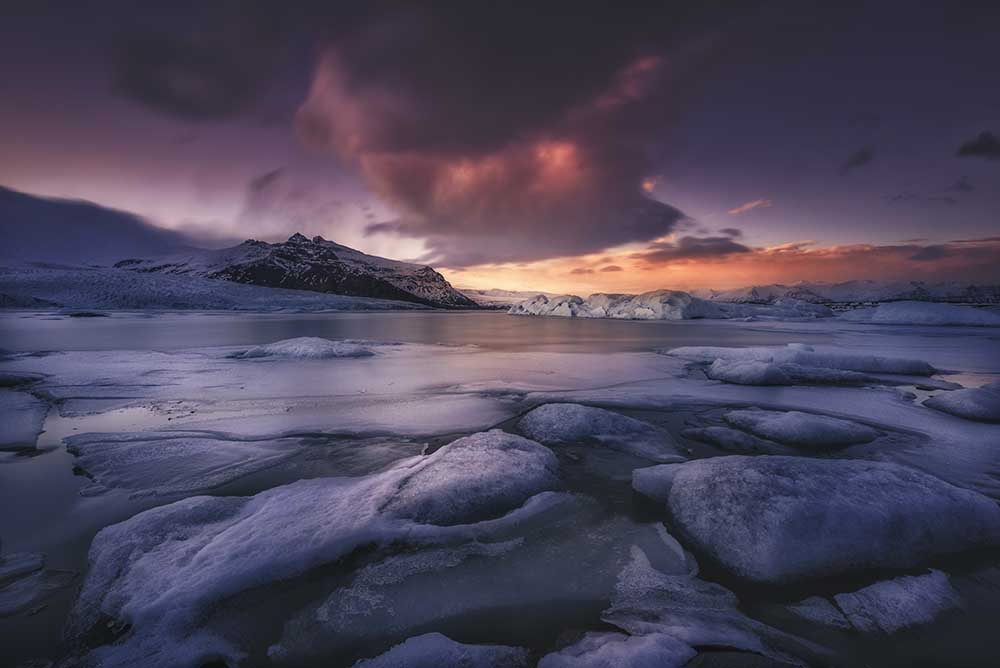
(727, 198, 772, 215)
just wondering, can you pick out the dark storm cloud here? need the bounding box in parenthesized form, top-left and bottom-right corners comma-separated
(632, 235, 752, 264)
(839, 146, 874, 174)
(947, 176, 974, 192)
(956, 131, 1000, 160)
(297, 2, 764, 266)
(600, 265, 624, 272)
(110, 3, 298, 120)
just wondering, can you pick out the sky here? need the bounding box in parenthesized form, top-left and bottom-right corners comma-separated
(1, 1, 999, 291)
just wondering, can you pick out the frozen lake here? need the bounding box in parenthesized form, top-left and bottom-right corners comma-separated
(1, 310, 999, 667)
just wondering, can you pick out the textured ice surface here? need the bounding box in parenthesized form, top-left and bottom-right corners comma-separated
(834, 570, 963, 634)
(0, 568, 77, 617)
(353, 633, 529, 668)
(0, 552, 44, 583)
(0, 388, 48, 450)
(784, 596, 851, 630)
(706, 359, 873, 386)
(667, 343, 936, 376)
(518, 403, 684, 462)
(65, 431, 304, 497)
(67, 430, 560, 667)
(232, 337, 374, 359)
(633, 456, 1000, 584)
(538, 631, 695, 668)
(925, 382, 1000, 423)
(841, 301, 1000, 326)
(272, 497, 689, 664)
(680, 426, 795, 455)
(602, 547, 818, 666)
(723, 409, 880, 449)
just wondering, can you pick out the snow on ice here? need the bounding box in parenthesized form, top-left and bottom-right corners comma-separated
(232, 337, 375, 360)
(722, 409, 880, 449)
(925, 381, 1000, 423)
(633, 456, 1000, 584)
(353, 633, 529, 668)
(518, 403, 685, 462)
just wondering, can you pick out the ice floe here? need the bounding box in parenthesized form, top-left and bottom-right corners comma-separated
(518, 403, 685, 462)
(633, 456, 1000, 584)
(680, 426, 795, 455)
(840, 301, 1000, 327)
(666, 343, 936, 376)
(722, 409, 880, 449)
(0, 548, 75, 617)
(925, 381, 1000, 423)
(65, 431, 305, 498)
(538, 631, 695, 668)
(0, 388, 48, 451)
(834, 569, 963, 634)
(601, 547, 822, 666)
(232, 336, 375, 359)
(353, 633, 529, 668)
(706, 359, 874, 386)
(67, 430, 561, 667)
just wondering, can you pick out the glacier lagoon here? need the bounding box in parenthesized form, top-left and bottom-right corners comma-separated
(1, 310, 999, 667)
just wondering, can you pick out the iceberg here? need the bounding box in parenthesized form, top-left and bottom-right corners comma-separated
(508, 290, 832, 321)
(518, 403, 685, 462)
(722, 409, 880, 449)
(925, 381, 1000, 423)
(232, 336, 375, 359)
(353, 633, 529, 668)
(705, 359, 874, 386)
(666, 343, 936, 376)
(632, 456, 1000, 584)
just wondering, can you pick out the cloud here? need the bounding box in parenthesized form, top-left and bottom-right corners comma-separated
(839, 146, 874, 174)
(600, 265, 624, 272)
(718, 227, 743, 237)
(570, 267, 594, 275)
(947, 176, 974, 192)
(236, 168, 355, 240)
(632, 234, 752, 264)
(908, 245, 952, 261)
(727, 199, 771, 215)
(887, 192, 957, 206)
(957, 131, 1000, 160)
(110, 4, 293, 120)
(294, 4, 757, 267)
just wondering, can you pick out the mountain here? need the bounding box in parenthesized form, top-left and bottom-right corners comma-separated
(692, 280, 1000, 305)
(0, 185, 194, 265)
(458, 287, 563, 309)
(115, 233, 478, 308)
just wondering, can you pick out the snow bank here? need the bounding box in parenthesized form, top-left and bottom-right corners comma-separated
(666, 343, 936, 376)
(353, 633, 529, 668)
(841, 301, 1000, 326)
(722, 409, 880, 449)
(233, 336, 375, 359)
(68, 430, 559, 667)
(0, 388, 48, 450)
(834, 570, 963, 634)
(65, 432, 303, 497)
(518, 403, 684, 462)
(509, 291, 833, 321)
(925, 381, 1000, 423)
(538, 631, 695, 668)
(632, 456, 1000, 584)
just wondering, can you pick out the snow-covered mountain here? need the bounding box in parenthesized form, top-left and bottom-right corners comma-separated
(458, 287, 563, 308)
(115, 233, 478, 309)
(692, 280, 1000, 305)
(0, 185, 195, 265)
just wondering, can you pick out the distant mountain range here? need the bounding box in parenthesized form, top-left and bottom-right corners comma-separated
(691, 281, 1000, 305)
(116, 233, 477, 308)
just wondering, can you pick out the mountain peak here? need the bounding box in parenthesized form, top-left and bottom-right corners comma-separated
(287, 233, 309, 243)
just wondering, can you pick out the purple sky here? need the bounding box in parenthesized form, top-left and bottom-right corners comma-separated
(2, 1, 998, 289)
